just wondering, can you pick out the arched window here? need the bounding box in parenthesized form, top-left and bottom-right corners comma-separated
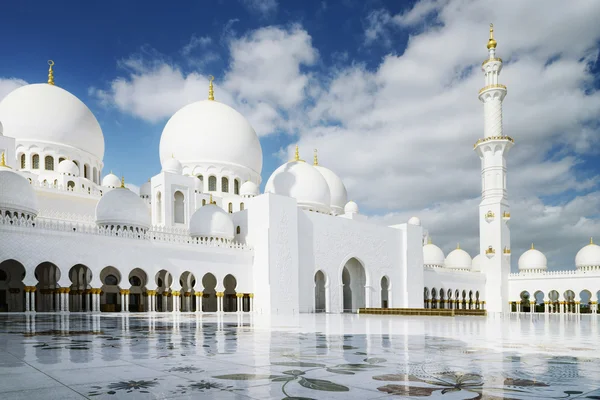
(234, 179, 240, 195)
(222, 177, 229, 193)
(0, 269, 7, 281)
(197, 174, 204, 185)
(67, 181, 75, 189)
(174, 191, 185, 224)
(84, 164, 89, 179)
(156, 191, 163, 224)
(20, 154, 25, 169)
(129, 276, 142, 286)
(240, 202, 244, 211)
(202, 199, 206, 206)
(73, 160, 79, 168)
(228, 202, 233, 213)
(45, 155, 54, 170)
(32, 154, 39, 169)
(236, 226, 241, 234)
(105, 274, 118, 286)
(208, 176, 217, 191)
(59, 157, 65, 163)
(93, 167, 98, 183)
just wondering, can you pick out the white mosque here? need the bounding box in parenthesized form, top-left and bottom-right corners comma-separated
(0, 26, 598, 316)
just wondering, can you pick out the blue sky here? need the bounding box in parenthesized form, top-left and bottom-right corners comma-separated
(1, 0, 600, 271)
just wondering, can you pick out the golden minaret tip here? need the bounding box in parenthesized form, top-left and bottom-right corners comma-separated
(531, 243, 534, 250)
(120, 176, 125, 188)
(590, 237, 594, 245)
(487, 23, 497, 50)
(208, 75, 215, 101)
(427, 237, 432, 245)
(456, 243, 460, 250)
(47, 60, 55, 85)
(0, 151, 8, 168)
(313, 149, 318, 166)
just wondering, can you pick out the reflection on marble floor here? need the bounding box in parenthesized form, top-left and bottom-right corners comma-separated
(0, 313, 599, 399)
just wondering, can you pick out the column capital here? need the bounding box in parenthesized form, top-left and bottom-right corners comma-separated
(216, 292, 224, 298)
(248, 293, 254, 298)
(195, 291, 204, 297)
(236, 293, 244, 298)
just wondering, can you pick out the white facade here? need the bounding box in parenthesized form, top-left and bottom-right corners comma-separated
(0, 30, 599, 316)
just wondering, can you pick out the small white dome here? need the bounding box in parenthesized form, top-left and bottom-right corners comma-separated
(57, 159, 79, 176)
(471, 254, 483, 272)
(518, 246, 547, 271)
(408, 216, 421, 226)
(102, 173, 121, 188)
(445, 246, 472, 270)
(96, 187, 151, 230)
(423, 241, 444, 267)
(0, 83, 105, 160)
(140, 180, 151, 197)
(159, 100, 263, 174)
(575, 239, 600, 268)
(189, 204, 234, 240)
(240, 180, 259, 197)
(314, 165, 347, 214)
(0, 169, 38, 217)
(265, 160, 331, 213)
(344, 201, 359, 214)
(162, 157, 183, 175)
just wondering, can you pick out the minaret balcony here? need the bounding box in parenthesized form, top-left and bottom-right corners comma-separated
(478, 84, 507, 95)
(503, 247, 511, 256)
(482, 57, 503, 67)
(502, 211, 511, 220)
(484, 210, 495, 223)
(485, 246, 496, 258)
(473, 135, 515, 149)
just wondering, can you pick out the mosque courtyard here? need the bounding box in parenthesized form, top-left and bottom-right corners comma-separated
(0, 313, 599, 399)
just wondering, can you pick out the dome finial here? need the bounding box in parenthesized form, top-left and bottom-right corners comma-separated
(457, 242, 460, 249)
(209, 194, 213, 204)
(313, 149, 318, 166)
(294, 145, 300, 161)
(590, 237, 594, 245)
(531, 243, 534, 250)
(47, 60, 55, 85)
(0, 151, 9, 169)
(487, 23, 497, 50)
(427, 237, 432, 245)
(208, 75, 215, 101)
(120, 176, 125, 188)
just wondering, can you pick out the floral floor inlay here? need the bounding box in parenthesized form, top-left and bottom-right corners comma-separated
(0, 313, 599, 399)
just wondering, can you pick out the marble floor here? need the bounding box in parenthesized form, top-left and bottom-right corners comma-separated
(0, 313, 599, 399)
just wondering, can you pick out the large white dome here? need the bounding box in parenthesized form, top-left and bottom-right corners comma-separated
(518, 246, 547, 271)
(0, 83, 105, 160)
(189, 204, 234, 240)
(265, 160, 331, 213)
(95, 187, 151, 230)
(0, 169, 38, 217)
(159, 100, 262, 174)
(423, 241, 445, 267)
(445, 246, 472, 270)
(314, 165, 347, 214)
(575, 239, 600, 268)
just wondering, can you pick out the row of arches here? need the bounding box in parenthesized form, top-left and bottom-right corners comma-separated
(424, 287, 483, 310)
(18, 153, 100, 183)
(313, 258, 391, 313)
(0, 259, 253, 313)
(197, 175, 241, 195)
(513, 290, 600, 314)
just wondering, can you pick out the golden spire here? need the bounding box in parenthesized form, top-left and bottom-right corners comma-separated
(208, 75, 215, 101)
(590, 237, 594, 245)
(0, 152, 9, 169)
(427, 237, 432, 245)
(313, 149, 318, 166)
(531, 243, 534, 250)
(487, 23, 497, 50)
(456, 243, 460, 250)
(209, 194, 213, 204)
(120, 176, 125, 188)
(294, 145, 300, 161)
(47, 60, 55, 85)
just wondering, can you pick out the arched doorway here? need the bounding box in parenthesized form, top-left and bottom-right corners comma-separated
(520, 291, 531, 312)
(179, 271, 196, 312)
(431, 288, 438, 309)
(549, 290, 559, 313)
(223, 274, 237, 312)
(155, 269, 172, 312)
(381, 276, 389, 309)
(534, 290, 545, 313)
(128, 268, 147, 312)
(69, 264, 92, 312)
(342, 258, 366, 313)
(0, 260, 26, 312)
(424, 287, 430, 309)
(564, 290, 576, 313)
(202, 273, 217, 312)
(439, 288, 445, 309)
(315, 271, 326, 312)
(35, 262, 61, 312)
(447, 289, 453, 310)
(579, 290, 592, 313)
(100, 267, 121, 312)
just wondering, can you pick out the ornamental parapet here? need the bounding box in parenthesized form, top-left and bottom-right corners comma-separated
(473, 135, 515, 148)
(509, 268, 600, 278)
(478, 83, 507, 95)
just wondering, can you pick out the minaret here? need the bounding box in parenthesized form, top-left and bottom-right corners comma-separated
(474, 24, 514, 313)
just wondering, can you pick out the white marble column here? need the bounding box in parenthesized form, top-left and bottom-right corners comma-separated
(30, 290, 36, 312)
(25, 288, 30, 311)
(250, 294, 254, 312)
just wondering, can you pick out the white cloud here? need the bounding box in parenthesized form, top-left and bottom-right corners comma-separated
(90, 0, 600, 271)
(0, 78, 27, 101)
(240, 0, 278, 18)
